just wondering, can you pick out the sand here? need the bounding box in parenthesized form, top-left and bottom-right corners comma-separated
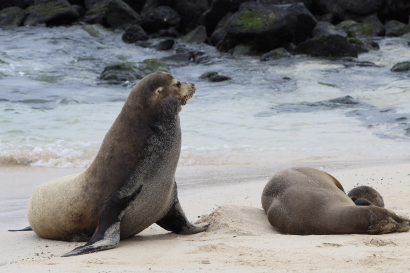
(1, 162, 410, 272)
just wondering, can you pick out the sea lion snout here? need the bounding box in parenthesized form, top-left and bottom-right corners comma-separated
(180, 82, 196, 105)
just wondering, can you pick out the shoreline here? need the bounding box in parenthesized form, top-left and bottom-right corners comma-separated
(1, 160, 410, 271)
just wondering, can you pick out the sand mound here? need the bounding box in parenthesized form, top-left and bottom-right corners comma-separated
(196, 205, 277, 236)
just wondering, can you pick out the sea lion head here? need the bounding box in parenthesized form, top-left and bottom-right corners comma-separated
(126, 72, 196, 115)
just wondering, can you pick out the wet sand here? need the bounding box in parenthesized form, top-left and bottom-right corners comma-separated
(1, 162, 410, 272)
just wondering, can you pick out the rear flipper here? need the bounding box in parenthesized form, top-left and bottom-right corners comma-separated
(61, 185, 142, 257)
(156, 198, 209, 234)
(8, 226, 32, 232)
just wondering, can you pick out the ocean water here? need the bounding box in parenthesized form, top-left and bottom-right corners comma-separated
(0, 25, 409, 168)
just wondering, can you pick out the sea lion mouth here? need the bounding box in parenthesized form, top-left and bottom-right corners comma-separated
(181, 84, 196, 105)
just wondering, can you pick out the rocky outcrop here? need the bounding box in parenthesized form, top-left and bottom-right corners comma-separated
(200, 0, 253, 35)
(106, 0, 141, 29)
(84, 1, 108, 25)
(0, 0, 32, 10)
(223, 2, 298, 52)
(210, 12, 234, 46)
(181, 25, 207, 43)
(347, 38, 369, 54)
(122, 24, 148, 43)
(23, 0, 80, 26)
(0, 7, 27, 27)
(293, 34, 358, 58)
(391, 62, 410, 72)
(139, 6, 180, 32)
(100, 59, 169, 83)
(385, 20, 410, 37)
(122, 0, 147, 13)
(348, 15, 385, 38)
(260, 47, 291, 61)
(287, 3, 317, 45)
(314, 0, 384, 22)
(259, 0, 313, 11)
(312, 21, 347, 38)
(388, 0, 410, 17)
(174, 0, 208, 32)
(199, 71, 231, 82)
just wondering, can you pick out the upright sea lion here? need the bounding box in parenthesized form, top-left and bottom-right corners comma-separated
(348, 185, 385, 207)
(13, 72, 208, 256)
(261, 167, 410, 235)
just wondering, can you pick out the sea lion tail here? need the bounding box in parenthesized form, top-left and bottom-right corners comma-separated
(8, 226, 33, 232)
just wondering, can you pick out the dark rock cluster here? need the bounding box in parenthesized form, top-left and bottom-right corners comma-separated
(2, 0, 410, 82)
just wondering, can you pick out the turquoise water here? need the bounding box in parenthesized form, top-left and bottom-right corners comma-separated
(0, 25, 409, 168)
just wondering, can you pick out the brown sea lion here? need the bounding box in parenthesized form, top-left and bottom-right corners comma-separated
(348, 185, 385, 207)
(261, 167, 410, 235)
(10, 72, 208, 256)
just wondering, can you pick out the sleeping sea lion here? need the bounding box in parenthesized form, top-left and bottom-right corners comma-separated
(348, 185, 385, 207)
(11, 72, 208, 256)
(261, 167, 410, 235)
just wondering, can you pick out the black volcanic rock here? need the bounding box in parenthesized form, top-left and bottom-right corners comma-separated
(293, 34, 358, 58)
(23, 0, 80, 26)
(122, 24, 148, 43)
(139, 6, 180, 32)
(0, 7, 27, 27)
(174, 0, 208, 32)
(106, 0, 141, 29)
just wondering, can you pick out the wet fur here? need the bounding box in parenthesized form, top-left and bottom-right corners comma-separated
(261, 167, 410, 235)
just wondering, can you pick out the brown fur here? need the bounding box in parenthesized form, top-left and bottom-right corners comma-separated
(348, 185, 385, 207)
(28, 72, 197, 241)
(261, 167, 410, 235)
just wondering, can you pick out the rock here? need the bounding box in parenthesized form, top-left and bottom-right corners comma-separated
(122, 0, 147, 13)
(210, 12, 234, 46)
(317, 13, 334, 23)
(259, 0, 313, 11)
(141, 0, 174, 14)
(158, 27, 179, 37)
(139, 6, 180, 32)
(293, 34, 358, 58)
(314, 0, 384, 22)
(200, 0, 252, 35)
(181, 25, 207, 44)
(68, 0, 85, 7)
(84, 1, 109, 25)
(260, 47, 291, 61)
(174, 0, 209, 32)
(106, 0, 141, 29)
(336, 20, 358, 37)
(23, 0, 80, 26)
(340, 57, 380, 67)
(349, 15, 385, 38)
(199, 71, 231, 82)
(122, 24, 148, 43)
(391, 61, 410, 72)
(388, 0, 410, 17)
(0, 7, 27, 27)
(233, 44, 255, 55)
(72, 5, 85, 17)
(364, 40, 380, 50)
(312, 22, 347, 38)
(81, 24, 105, 38)
(160, 52, 191, 65)
(0, 0, 32, 10)
(224, 2, 297, 52)
(385, 20, 410, 37)
(100, 59, 169, 83)
(100, 62, 145, 82)
(347, 38, 369, 53)
(287, 3, 317, 45)
(154, 38, 174, 50)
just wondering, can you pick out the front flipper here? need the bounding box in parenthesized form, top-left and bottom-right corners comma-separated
(62, 185, 143, 257)
(8, 226, 33, 232)
(156, 198, 209, 234)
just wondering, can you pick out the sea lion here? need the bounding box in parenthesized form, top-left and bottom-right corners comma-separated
(261, 167, 410, 235)
(348, 185, 385, 207)
(14, 72, 208, 257)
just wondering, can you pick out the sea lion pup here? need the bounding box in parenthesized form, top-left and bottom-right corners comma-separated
(348, 185, 385, 207)
(261, 167, 410, 235)
(12, 72, 209, 257)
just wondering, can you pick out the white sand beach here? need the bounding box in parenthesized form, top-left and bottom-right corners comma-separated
(1, 161, 410, 272)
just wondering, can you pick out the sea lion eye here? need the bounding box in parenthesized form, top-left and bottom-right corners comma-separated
(176, 81, 181, 88)
(157, 88, 162, 94)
